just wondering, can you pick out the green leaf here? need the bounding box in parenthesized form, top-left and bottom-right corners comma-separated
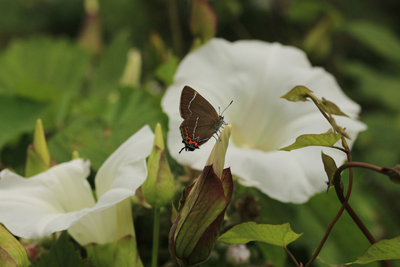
(280, 130, 341, 151)
(321, 151, 338, 187)
(49, 88, 165, 170)
(86, 235, 143, 267)
(347, 236, 400, 264)
(32, 232, 86, 267)
(0, 225, 30, 267)
(89, 32, 131, 95)
(281, 86, 313, 102)
(218, 222, 301, 247)
(0, 96, 48, 149)
(340, 61, 400, 112)
(321, 98, 349, 117)
(345, 21, 400, 63)
(0, 37, 90, 126)
(257, 243, 286, 267)
(155, 54, 179, 86)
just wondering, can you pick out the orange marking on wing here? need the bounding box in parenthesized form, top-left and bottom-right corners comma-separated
(184, 128, 199, 146)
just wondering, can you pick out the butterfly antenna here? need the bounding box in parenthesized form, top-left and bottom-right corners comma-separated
(179, 146, 185, 154)
(220, 100, 233, 115)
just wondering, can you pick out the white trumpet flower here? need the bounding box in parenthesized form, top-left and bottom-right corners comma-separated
(0, 126, 153, 245)
(162, 38, 366, 203)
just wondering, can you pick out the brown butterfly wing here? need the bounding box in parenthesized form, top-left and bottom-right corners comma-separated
(179, 86, 219, 120)
(179, 116, 218, 146)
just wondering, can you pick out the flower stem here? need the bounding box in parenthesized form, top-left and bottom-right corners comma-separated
(151, 207, 160, 267)
(305, 142, 354, 267)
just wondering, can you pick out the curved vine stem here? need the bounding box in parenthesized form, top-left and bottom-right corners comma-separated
(305, 144, 354, 267)
(332, 160, 392, 267)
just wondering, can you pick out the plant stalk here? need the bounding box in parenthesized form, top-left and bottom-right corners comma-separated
(151, 207, 160, 267)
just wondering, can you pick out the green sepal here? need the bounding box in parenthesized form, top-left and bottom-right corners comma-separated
(280, 129, 341, 151)
(218, 222, 301, 247)
(0, 225, 30, 267)
(86, 235, 143, 267)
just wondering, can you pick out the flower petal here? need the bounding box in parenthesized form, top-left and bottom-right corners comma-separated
(162, 38, 366, 203)
(95, 125, 154, 198)
(0, 159, 94, 239)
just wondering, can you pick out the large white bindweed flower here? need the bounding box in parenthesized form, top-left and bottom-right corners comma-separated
(0, 126, 153, 245)
(161, 38, 366, 203)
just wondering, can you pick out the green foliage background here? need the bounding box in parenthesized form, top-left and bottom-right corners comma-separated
(0, 0, 399, 266)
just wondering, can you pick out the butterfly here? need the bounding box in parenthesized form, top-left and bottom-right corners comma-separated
(179, 86, 232, 153)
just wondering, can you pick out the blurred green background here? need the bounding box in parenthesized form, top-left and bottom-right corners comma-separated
(0, 0, 399, 266)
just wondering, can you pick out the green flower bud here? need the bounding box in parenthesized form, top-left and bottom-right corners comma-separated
(25, 119, 51, 177)
(0, 225, 30, 267)
(142, 123, 175, 207)
(169, 125, 233, 266)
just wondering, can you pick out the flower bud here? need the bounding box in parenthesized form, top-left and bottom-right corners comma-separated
(120, 48, 142, 88)
(0, 225, 30, 267)
(142, 123, 175, 207)
(25, 119, 52, 177)
(169, 126, 233, 266)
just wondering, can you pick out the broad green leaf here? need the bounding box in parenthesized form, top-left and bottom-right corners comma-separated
(86, 235, 143, 267)
(281, 86, 313, 102)
(348, 236, 400, 264)
(79, 33, 132, 121)
(321, 98, 349, 117)
(257, 243, 286, 267)
(345, 21, 400, 63)
(321, 151, 338, 187)
(280, 130, 341, 151)
(155, 54, 179, 86)
(49, 88, 164, 170)
(89, 32, 131, 95)
(340, 61, 400, 112)
(0, 225, 30, 267)
(355, 113, 400, 167)
(0, 37, 90, 126)
(218, 222, 301, 247)
(32, 232, 86, 267)
(0, 96, 48, 149)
